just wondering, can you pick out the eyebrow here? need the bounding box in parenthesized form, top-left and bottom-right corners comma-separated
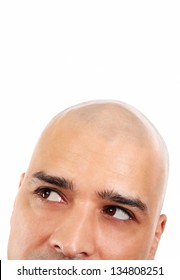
(31, 171, 147, 212)
(32, 171, 74, 191)
(97, 190, 147, 212)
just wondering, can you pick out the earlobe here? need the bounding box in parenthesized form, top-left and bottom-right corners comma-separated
(19, 172, 26, 188)
(148, 214, 167, 259)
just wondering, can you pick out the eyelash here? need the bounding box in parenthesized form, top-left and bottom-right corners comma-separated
(34, 187, 65, 202)
(103, 205, 135, 220)
(34, 187, 136, 221)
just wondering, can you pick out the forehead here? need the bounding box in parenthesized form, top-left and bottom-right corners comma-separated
(29, 118, 159, 203)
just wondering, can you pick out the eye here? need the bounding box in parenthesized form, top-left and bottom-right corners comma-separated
(35, 188, 63, 202)
(103, 206, 132, 220)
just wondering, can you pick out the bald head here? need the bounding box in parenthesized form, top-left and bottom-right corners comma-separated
(49, 100, 166, 147)
(52, 100, 153, 140)
(9, 100, 169, 260)
(27, 101, 168, 212)
(32, 100, 168, 205)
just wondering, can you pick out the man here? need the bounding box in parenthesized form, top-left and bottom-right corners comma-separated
(8, 100, 169, 260)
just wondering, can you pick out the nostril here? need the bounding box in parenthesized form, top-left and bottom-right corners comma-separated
(54, 244, 61, 253)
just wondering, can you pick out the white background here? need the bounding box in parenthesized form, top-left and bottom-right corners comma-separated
(0, 1, 180, 260)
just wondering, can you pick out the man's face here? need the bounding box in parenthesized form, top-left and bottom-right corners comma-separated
(8, 120, 166, 259)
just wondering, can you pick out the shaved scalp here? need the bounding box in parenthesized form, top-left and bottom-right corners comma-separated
(52, 100, 166, 145)
(29, 100, 169, 211)
(51, 100, 169, 170)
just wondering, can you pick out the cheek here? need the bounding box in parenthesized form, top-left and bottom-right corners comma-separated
(97, 223, 153, 260)
(8, 192, 53, 258)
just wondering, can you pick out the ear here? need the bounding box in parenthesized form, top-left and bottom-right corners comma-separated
(148, 214, 167, 259)
(10, 173, 26, 220)
(19, 172, 26, 188)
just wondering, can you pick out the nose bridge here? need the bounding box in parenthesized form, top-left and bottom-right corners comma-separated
(49, 201, 97, 257)
(65, 202, 95, 239)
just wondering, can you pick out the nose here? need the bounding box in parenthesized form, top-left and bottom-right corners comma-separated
(49, 206, 97, 259)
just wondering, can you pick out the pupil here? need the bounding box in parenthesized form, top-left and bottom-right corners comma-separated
(42, 189, 50, 198)
(107, 207, 116, 216)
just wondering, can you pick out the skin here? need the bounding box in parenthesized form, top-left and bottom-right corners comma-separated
(8, 100, 169, 260)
